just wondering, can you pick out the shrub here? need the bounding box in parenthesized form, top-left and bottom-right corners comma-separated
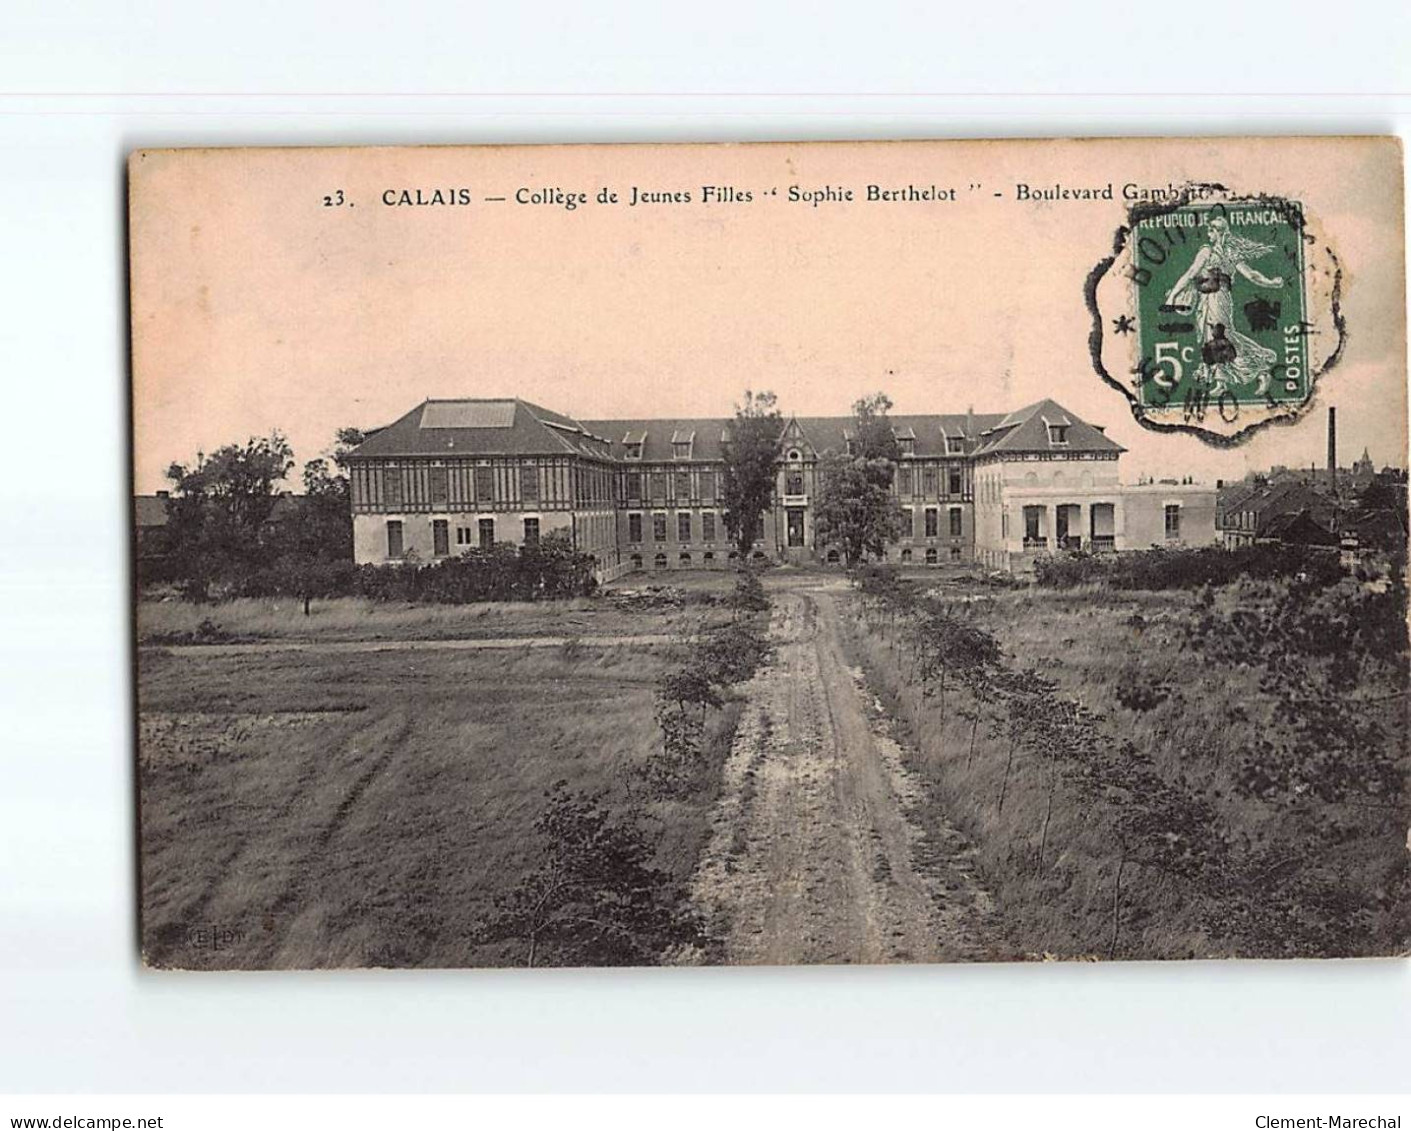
(1035, 543, 1343, 592)
(228, 531, 599, 604)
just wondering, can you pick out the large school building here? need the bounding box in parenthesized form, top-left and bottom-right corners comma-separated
(343, 396, 1216, 578)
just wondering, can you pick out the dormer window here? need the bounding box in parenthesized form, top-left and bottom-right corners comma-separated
(898, 437, 914, 456)
(671, 429, 695, 460)
(1047, 424, 1070, 445)
(625, 442, 643, 460)
(946, 436, 964, 455)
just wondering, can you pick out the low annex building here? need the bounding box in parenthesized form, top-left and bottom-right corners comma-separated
(344, 396, 1216, 577)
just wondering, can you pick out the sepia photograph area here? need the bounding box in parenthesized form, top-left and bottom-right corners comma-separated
(128, 139, 1409, 969)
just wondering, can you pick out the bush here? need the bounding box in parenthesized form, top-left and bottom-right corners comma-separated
(226, 532, 599, 604)
(727, 567, 769, 613)
(1034, 543, 1344, 591)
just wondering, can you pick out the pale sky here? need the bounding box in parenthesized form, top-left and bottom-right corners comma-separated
(129, 137, 1406, 492)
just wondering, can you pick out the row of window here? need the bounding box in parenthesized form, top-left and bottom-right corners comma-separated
(627, 511, 719, 543)
(382, 464, 542, 508)
(630, 551, 720, 568)
(623, 469, 717, 503)
(385, 516, 539, 559)
(893, 466, 965, 498)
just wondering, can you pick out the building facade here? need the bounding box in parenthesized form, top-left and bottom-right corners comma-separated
(344, 396, 1217, 577)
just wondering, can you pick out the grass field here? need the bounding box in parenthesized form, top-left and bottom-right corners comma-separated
(138, 602, 742, 969)
(137, 588, 734, 645)
(845, 577, 1409, 960)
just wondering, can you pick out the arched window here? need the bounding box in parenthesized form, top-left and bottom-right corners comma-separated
(900, 548, 913, 563)
(925, 547, 938, 565)
(826, 549, 840, 564)
(630, 553, 643, 570)
(653, 553, 667, 569)
(679, 552, 692, 565)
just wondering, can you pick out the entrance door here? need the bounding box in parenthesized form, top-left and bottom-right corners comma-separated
(786, 507, 805, 548)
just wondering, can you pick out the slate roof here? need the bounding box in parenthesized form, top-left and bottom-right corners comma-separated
(580, 418, 739, 462)
(347, 399, 614, 461)
(970, 398, 1125, 457)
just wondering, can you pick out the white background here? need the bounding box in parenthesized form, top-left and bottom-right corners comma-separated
(1, 0, 1409, 1095)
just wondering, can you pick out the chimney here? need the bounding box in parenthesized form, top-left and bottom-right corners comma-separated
(1327, 406, 1337, 492)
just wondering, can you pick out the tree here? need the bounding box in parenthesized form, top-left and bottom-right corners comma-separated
(852, 391, 902, 470)
(814, 450, 904, 567)
(720, 390, 783, 559)
(813, 393, 905, 566)
(473, 783, 705, 967)
(164, 432, 295, 599)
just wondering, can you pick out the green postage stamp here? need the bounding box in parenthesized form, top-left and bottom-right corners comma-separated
(1090, 187, 1345, 443)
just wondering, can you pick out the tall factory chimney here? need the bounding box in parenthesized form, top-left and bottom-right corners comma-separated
(1327, 406, 1338, 492)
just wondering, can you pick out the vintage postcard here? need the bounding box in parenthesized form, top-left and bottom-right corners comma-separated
(129, 137, 1408, 969)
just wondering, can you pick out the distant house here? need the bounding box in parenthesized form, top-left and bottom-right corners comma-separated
(1218, 480, 1337, 549)
(133, 492, 171, 556)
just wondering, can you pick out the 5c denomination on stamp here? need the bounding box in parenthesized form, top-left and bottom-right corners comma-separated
(1088, 185, 1346, 445)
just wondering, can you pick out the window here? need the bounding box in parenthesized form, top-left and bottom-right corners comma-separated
(898, 437, 914, 456)
(653, 513, 667, 542)
(679, 552, 692, 565)
(702, 512, 716, 541)
(1048, 423, 1070, 445)
(1165, 504, 1181, 539)
(383, 467, 404, 508)
(845, 439, 856, 456)
(386, 520, 403, 559)
(625, 472, 642, 501)
(429, 467, 449, 506)
(925, 507, 939, 538)
(673, 441, 691, 460)
(925, 547, 938, 565)
(699, 470, 716, 501)
(896, 467, 913, 496)
(478, 517, 494, 550)
(675, 471, 691, 499)
(630, 553, 643, 570)
(520, 465, 539, 503)
(922, 466, 938, 497)
(786, 471, 804, 496)
(948, 467, 963, 496)
(432, 519, 449, 557)
(625, 442, 643, 460)
(901, 548, 913, 563)
(949, 506, 963, 537)
(653, 552, 667, 569)
(1024, 506, 1043, 547)
(650, 472, 667, 500)
(475, 465, 494, 504)
(523, 517, 540, 545)
(628, 513, 643, 543)
(951, 546, 962, 560)
(678, 512, 692, 542)
(946, 436, 964, 455)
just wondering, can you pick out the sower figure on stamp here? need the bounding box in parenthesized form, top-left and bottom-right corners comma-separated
(1162, 215, 1284, 397)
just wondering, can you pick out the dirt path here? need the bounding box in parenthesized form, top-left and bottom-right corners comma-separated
(691, 580, 1001, 965)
